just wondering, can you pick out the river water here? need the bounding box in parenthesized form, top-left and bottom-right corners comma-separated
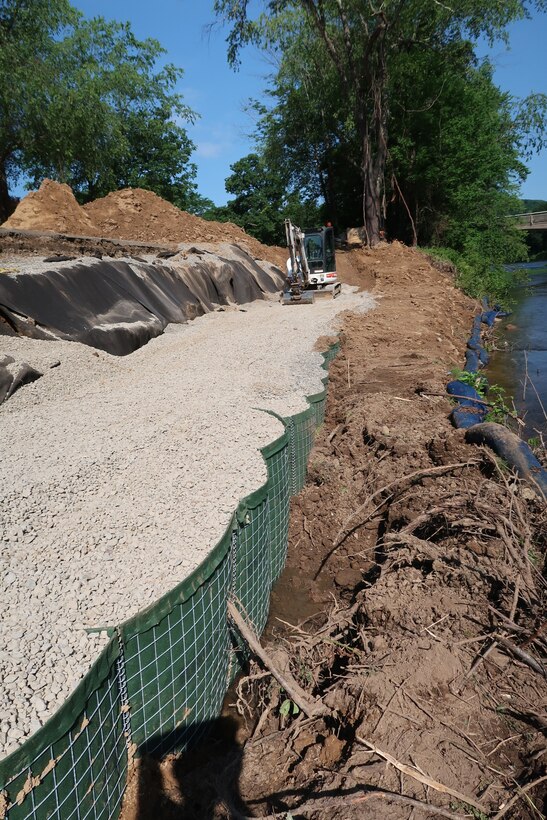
(486, 262, 547, 440)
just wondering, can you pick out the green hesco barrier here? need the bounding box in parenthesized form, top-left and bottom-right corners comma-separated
(284, 406, 318, 495)
(0, 342, 341, 816)
(261, 433, 290, 583)
(118, 523, 233, 757)
(0, 639, 126, 820)
(323, 340, 340, 366)
(234, 484, 271, 635)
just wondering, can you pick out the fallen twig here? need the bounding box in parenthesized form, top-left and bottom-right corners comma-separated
(244, 788, 471, 819)
(328, 423, 343, 444)
(355, 736, 489, 814)
(493, 773, 547, 819)
(227, 599, 331, 719)
(315, 461, 478, 577)
(494, 634, 547, 678)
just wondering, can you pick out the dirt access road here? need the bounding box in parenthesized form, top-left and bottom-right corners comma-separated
(122, 242, 546, 819)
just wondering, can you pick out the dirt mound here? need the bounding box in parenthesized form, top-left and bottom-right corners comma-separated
(2, 182, 286, 267)
(82, 188, 285, 264)
(2, 179, 99, 236)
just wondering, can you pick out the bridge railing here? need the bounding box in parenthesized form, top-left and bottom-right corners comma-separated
(509, 211, 547, 228)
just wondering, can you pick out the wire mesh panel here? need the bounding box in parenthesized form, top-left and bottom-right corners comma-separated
(261, 433, 290, 582)
(233, 486, 271, 636)
(322, 341, 340, 367)
(119, 524, 233, 758)
(0, 640, 126, 820)
(306, 378, 328, 429)
(284, 407, 316, 495)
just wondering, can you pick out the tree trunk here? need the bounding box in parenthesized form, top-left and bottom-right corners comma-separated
(361, 112, 386, 246)
(0, 158, 15, 224)
(359, 23, 388, 247)
(362, 155, 382, 245)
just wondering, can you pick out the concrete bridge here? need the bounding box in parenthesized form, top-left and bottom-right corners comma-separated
(511, 211, 547, 230)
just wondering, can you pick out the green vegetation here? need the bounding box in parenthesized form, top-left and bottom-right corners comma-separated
(0, 0, 200, 220)
(484, 384, 515, 424)
(450, 368, 488, 394)
(214, 0, 547, 298)
(450, 368, 516, 424)
(423, 244, 527, 301)
(201, 152, 323, 244)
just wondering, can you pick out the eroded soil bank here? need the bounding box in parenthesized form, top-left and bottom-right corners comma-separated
(121, 243, 547, 820)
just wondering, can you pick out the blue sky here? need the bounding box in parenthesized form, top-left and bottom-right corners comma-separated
(74, 0, 269, 205)
(62, 3, 547, 205)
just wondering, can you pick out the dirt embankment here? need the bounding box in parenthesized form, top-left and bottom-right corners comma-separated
(1, 180, 287, 268)
(121, 242, 547, 820)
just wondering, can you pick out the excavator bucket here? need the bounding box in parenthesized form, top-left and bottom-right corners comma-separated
(312, 283, 342, 300)
(281, 290, 315, 306)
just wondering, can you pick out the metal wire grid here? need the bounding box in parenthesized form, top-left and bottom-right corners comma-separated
(289, 411, 316, 494)
(264, 443, 290, 582)
(121, 551, 231, 757)
(308, 391, 327, 428)
(323, 342, 340, 367)
(1, 659, 126, 820)
(233, 497, 272, 637)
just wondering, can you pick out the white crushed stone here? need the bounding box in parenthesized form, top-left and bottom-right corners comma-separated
(0, 279, 374, 758)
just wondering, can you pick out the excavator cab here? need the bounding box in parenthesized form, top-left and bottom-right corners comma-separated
(304, 227, 337, 285)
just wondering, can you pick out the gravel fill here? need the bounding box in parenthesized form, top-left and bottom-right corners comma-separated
(0, 278, 374, 758)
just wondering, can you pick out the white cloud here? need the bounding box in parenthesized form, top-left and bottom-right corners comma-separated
(195, 141, 224, 159)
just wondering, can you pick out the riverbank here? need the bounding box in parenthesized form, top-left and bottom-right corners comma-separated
(121, 242, 546, 819)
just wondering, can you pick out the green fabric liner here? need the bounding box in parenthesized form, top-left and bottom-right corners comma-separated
(0, 637, 120, 787)
(119, 515, 235, 642)
(236, 481, 269, 524)
(260, 430, 288, 460)
(286, 405, 314, 425)
(306, 388, 327, 405)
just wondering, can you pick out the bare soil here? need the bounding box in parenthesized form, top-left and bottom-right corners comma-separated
(1, 180, 287, 267)
(120, 242, 546, 820)
(2, 179, 98, 236)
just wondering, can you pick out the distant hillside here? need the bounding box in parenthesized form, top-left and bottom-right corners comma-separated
(522, 198, 547, 212)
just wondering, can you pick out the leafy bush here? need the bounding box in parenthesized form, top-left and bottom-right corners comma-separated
(421, 243, 527, 302)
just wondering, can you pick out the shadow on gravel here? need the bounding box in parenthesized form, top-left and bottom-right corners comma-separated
(121, 715, 248, 820)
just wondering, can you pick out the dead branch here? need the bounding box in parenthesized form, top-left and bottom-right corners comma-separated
(315, 461, 479, 578)
(245, 788, 471, 818)
(227, 600, 331, 719)
(355, 736, 489, 814)
(332, 461, 479, 550)
(487, 605, 529, 634)
(494, 634, 546, 678)
(492, 773, 547, 819)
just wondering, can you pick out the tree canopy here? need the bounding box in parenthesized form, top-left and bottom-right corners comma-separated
(0, 0, 198, 219)
(214, 0, 547, 295)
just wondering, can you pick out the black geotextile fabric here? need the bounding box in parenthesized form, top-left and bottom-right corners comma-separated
(0, 355, 42, 405)
(0, 253, 280, 356)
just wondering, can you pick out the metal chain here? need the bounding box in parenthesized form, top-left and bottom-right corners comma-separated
(115, 627, 133, 748)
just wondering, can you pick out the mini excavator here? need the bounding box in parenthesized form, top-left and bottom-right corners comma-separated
(283, 219, 342, 305)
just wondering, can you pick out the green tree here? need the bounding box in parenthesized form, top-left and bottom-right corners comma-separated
(223, 153, 286, 243)
(0, 0, 76, 219)
(215, 0, 547, 246)
(0, 2, 197, 219)
(212, 152, 323, 244)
